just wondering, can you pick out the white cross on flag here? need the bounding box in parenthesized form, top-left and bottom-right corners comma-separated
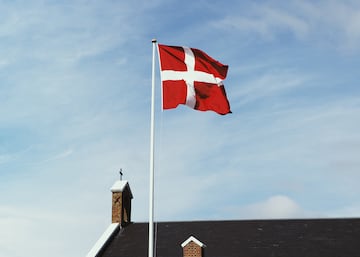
(158, 44, 231, 115)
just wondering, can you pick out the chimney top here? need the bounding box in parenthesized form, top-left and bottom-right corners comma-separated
(111, 180, 133, 197)
(111, 180, 133, 225)
(181, 236, 205, 257)
(181, 236, 205, 248)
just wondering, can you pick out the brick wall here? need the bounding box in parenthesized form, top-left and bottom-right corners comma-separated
(112, 192, 122, 223)
(183, 241, 202, 257)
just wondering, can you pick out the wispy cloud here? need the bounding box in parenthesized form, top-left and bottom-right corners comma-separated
(216, 6, 308, 41)
(213, 1, 360, 53)
(235, 70, 309, 106)
(40, 148, 74, 163)
(0, 154, 13, 165)
(0, 205, 104, 257)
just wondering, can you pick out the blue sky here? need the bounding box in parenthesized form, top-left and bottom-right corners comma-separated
(1, 0, 360, 256)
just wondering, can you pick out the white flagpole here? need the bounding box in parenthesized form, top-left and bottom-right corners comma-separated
(148, 38, 157, 257)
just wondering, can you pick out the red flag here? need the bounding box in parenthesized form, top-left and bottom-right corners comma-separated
(158, 44, 231, 115)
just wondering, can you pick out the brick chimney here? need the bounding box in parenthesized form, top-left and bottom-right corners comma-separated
(181, 236, 206, 257)
(110, 180, 133, 226)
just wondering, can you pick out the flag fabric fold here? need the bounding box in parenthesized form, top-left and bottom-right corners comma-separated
(158, 44, 231, 115)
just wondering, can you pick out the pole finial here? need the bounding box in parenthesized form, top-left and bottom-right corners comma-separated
(152, 38, 157, 43)
(119, 168, 123, 181)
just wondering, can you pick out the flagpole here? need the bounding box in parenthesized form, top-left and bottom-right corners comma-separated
(148, 38, 157, 257)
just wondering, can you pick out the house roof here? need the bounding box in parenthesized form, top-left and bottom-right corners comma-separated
(86, 223, 119, 257)
(97, 218, 360, 257)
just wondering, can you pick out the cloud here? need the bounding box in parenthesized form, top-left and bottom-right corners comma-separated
(235, 69, 309, 106)
(0, 154, 13, 165)
(37, 148, 74, 164)
(0, 205, 106, 257)
(237, 195, 307, 219)
(328, 203, 360, 217)
(213, 1, 360, 52)
(216, 5, 308, 41)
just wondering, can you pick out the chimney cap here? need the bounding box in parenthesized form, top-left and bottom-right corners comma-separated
(110, 180, 133, 197)
(181, 236, 205, 248)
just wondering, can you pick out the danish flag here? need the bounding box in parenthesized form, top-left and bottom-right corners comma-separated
(158, 44, 231, 115)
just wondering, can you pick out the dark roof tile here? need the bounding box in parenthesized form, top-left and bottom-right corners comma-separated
(98, 218, 360, 257)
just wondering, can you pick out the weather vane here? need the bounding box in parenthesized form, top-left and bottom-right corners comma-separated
(119, 168, 123, 181)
